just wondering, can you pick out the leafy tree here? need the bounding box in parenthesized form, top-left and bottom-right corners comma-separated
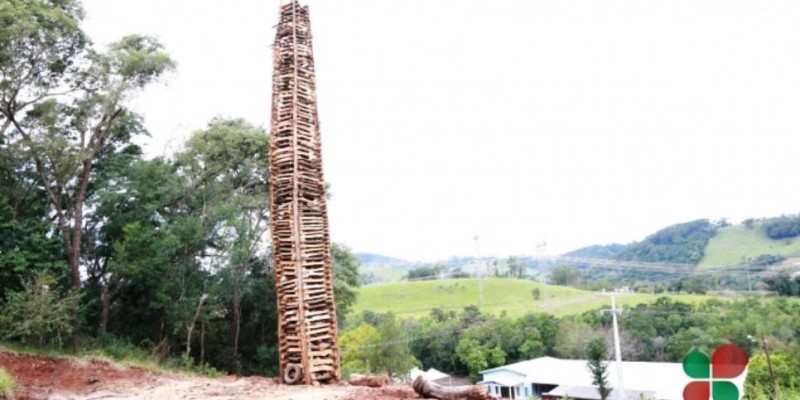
(556, 320, 603, 359)
(374, 313, 417, 378)
(2, 7, 176, 348)
(550, 265, 581, 286)
(764, 215, 800, 240)
(406, 265, 443, 280)
(0, 142, 66, 300)
(586, 337, 612, 400)
(339, 323, 381, 377)
(745, 351, 800, 397)
(332, 243, 361, 326)
(455, 338, 505, 381)
(764, 273, 800, 297)
(506, 256, 526, 278)
(0, 272, 79, 346)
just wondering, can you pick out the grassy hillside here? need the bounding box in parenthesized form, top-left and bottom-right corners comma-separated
(352, 278, 717, 318)
(699, 224, 800, 267)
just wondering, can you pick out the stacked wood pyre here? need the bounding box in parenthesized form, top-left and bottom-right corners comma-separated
(269, 0, 340, 385)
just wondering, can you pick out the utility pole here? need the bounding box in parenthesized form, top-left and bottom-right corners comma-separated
(535, 241, 551, 312)
(763, 334, 779, 400)
(749, 334, 779, 399)
(604, 294, 626, 400)
(474, 236, 483, 307)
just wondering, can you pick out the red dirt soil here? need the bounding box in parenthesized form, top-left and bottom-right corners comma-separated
(0, 350, 418, 400)
(0, 351, 155, 399)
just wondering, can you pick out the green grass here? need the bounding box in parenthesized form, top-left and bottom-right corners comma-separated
(352, 278, 718, 318)
(699, 224, 800, 267)
(361, 265, 407, 282)
(0, 368, 14, 398)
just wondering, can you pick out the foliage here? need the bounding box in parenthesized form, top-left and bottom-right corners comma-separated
(763, 273, 800, 297)
(616, 219, 717, 264)
(0, 368, 14, 399)
(586, 336, 611, 400)
(764, 215, 800, 240)
(333, 243, 361, 325)
(506, 256, 526, 278)
(340, 323, 381, 377)
(745, 351, 800, 397)
(565, 244, 627, 259)
(0, 273, 79, 347)
(406, 265, 444, 280)
(549, 265, 581, 286)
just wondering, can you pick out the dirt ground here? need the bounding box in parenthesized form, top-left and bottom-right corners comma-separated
(0, 351, 418, 400)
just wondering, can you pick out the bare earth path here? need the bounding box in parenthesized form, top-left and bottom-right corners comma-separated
(0, 351, 416, 400)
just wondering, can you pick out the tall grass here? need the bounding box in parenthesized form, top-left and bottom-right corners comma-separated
(746, 385, 800, 400)
(1, 335, 223, 378)
(0, 368, 15, 398)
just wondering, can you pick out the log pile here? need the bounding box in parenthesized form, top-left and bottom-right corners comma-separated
(412, 376, 491, 400)
(269, 0, 340, 385)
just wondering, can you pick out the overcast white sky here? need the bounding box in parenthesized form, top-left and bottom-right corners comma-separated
(80, 0, 800, 261)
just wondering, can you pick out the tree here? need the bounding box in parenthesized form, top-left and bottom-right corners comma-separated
(550, 265, 581, 286)
(374, 313, 418, 378)
(506, 256, 525, 278)
(332, 243, 361, 325)
(1, 1, 175, 292)
(0, 141, 66, 300)
(0, 272, 79, 347)
(587, 337, 612, 400)
(455, 338, 505, 381)
(339, 323, 381, 377)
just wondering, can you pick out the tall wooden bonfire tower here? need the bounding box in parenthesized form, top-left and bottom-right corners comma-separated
(269, 0, 340, 385)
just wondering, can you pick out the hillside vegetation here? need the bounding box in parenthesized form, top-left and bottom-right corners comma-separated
(352, 278, 718, 318)
(700, 224, 800, 267)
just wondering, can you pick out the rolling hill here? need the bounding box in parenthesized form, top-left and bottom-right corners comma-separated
(351, 278, 718, 318)
(699, 223, 800, 267)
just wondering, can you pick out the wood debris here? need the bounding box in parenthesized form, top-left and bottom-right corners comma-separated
(412, 376, 490, 400)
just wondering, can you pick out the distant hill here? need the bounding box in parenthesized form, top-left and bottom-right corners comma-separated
(352, 277, 717, 318)
(565, 243, 626, 259)
(699, 221, 800, 267)
(564, 215, 800, 273)
(615, 219, 718, 265)
(355, 252, 411, 267)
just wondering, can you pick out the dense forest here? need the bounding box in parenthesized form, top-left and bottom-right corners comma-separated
(340, 298, 800, 397)
(569, 219, 720, 265)
(0, 0, 360, 375)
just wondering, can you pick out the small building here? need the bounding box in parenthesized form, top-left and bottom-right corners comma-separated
(479, 356, 747, 400)
(407, 367, 450, 382)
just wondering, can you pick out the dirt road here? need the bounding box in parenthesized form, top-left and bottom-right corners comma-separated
(0, 351, 416, 400)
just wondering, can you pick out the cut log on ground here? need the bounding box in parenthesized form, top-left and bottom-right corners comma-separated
(412, 376, 490, 400)
(347, 374, 391, 388)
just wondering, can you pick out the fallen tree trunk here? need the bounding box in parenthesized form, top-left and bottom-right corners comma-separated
(412, 376, 490, 400)
(347, 374, 391, 388)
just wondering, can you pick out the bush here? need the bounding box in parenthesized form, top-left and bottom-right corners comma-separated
(0, 368, 14, 398)
(0, 272, 80, 347)
(764, 215, 800, 240)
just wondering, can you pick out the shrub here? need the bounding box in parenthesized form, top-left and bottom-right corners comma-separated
(0, 272, 80, 347)
(0, 368, 15, 398)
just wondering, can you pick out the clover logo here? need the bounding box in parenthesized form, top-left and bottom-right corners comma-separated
(683, 343, 748, 400)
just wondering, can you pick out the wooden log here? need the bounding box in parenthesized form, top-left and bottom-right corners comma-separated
(347, 374, 390, 388)
(411, 376, 490, 400)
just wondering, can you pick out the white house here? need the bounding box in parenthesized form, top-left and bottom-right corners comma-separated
(407, 367, 449, 382)
(479, 356, 747, 400)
